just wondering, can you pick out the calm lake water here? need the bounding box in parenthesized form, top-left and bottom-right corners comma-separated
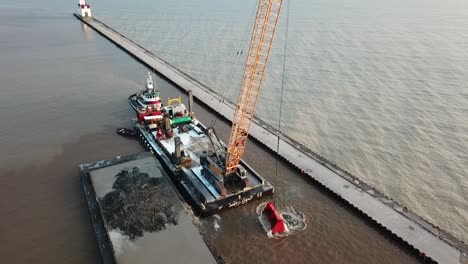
(0, 0, 466, 263)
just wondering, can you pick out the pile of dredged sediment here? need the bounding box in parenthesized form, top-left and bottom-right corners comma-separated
(100, 167, 178, 239)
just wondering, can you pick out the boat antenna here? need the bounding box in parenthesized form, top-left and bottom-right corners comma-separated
(274, 0, 290, 202)
(209, 0, 258, 129)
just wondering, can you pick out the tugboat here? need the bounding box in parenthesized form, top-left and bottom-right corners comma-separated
(128, 73, 274, 217)
(129, 72, 162, 112)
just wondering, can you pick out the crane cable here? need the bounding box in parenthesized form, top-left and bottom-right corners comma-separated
(210, 0, 258, 128)
(274, 0, 290, 203)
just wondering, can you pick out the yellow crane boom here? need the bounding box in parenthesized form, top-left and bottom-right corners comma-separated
(225, 0, 283, 176)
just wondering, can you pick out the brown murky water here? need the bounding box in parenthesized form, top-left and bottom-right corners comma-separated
(0, 3, 418, 264)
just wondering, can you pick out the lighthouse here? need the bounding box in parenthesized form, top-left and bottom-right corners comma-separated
(78, 0, 92, 17)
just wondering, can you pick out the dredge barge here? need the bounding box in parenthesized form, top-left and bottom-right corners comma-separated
(129, 74, 274, 216)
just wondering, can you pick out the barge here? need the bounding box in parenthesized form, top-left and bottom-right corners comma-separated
(128, 74, 274, 217)
(80, 153, 219, 264)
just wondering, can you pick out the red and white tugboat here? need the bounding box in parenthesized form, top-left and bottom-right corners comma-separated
(129, 73, 168, 127)
(129, 72, 162, 111)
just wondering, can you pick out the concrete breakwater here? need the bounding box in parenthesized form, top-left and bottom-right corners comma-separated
(74, 14, 466, 264)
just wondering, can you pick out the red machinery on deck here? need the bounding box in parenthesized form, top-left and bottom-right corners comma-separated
(137, 108, 162, 123)
(262, 202, 286, 234)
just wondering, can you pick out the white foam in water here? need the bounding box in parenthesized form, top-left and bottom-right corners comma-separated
(212, 214, 222, 232)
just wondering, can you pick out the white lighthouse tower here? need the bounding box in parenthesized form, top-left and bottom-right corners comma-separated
(78, 0, 92, 17)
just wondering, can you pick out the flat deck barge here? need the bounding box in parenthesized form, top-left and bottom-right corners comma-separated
(132, 115, 274, 217)
(75, 14, 467, 263)
(79, 152, 220, 264)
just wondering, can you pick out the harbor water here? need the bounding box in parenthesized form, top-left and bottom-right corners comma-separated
(0, 0, 466, 263)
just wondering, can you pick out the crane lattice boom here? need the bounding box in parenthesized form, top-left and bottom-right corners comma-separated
(225, 0, 283, 175)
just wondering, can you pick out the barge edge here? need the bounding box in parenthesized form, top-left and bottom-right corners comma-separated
(80, 159, 120, 264)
